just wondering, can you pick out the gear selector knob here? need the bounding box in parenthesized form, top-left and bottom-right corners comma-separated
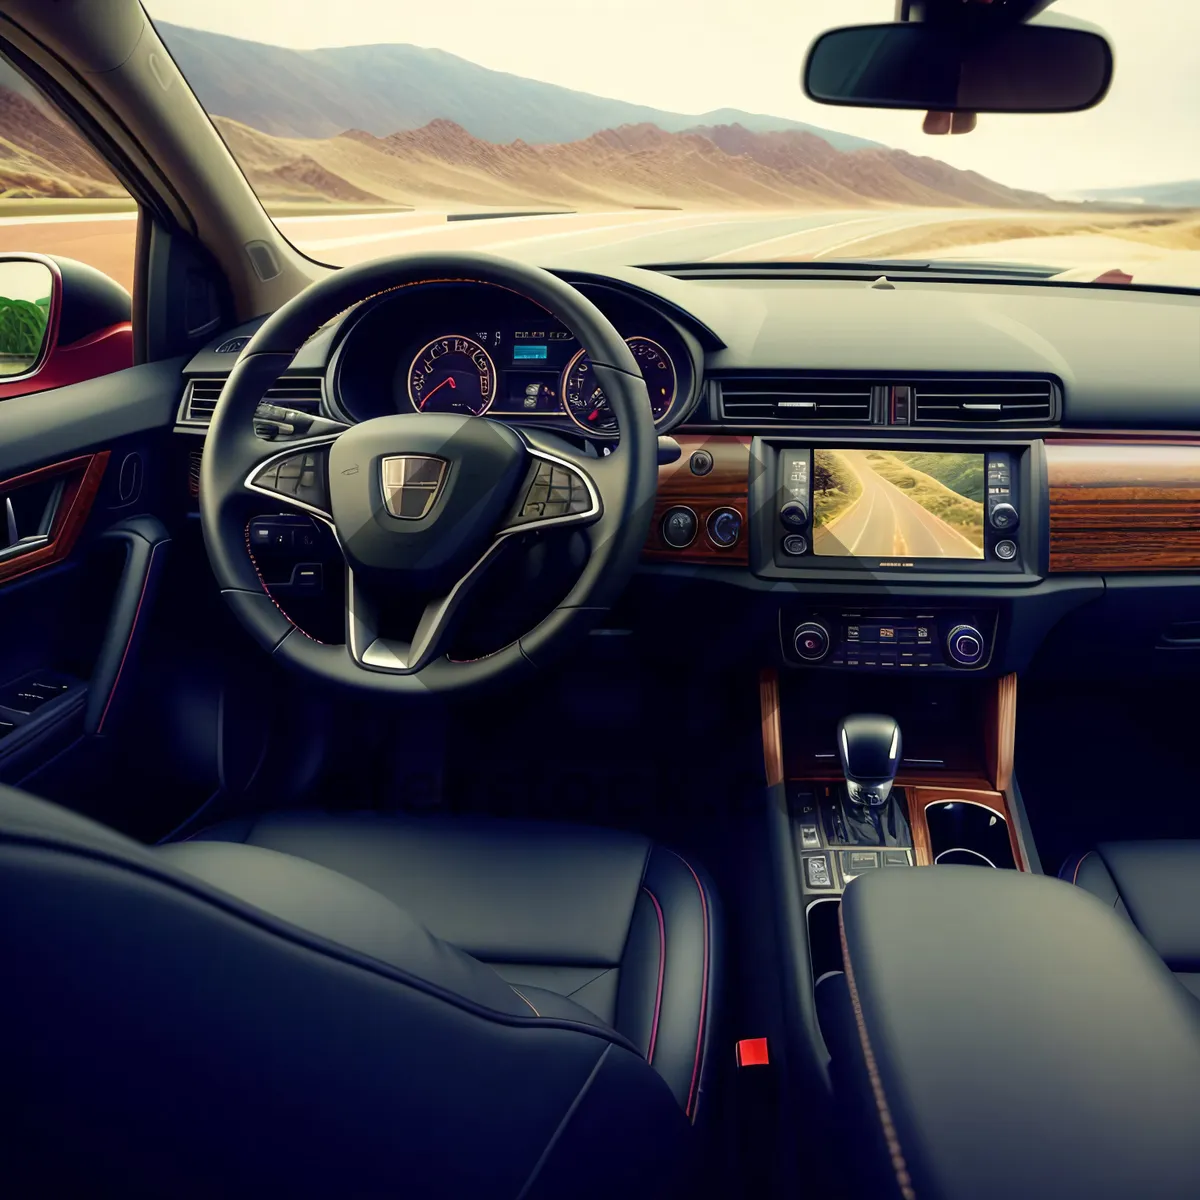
(837, 713, 902, 807)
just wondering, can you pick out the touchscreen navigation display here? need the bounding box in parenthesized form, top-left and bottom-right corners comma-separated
(811, 450, 986, 559)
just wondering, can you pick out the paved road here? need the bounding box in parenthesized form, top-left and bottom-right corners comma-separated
(813, 449, 984, 559)
(0, 205, 1013, 294)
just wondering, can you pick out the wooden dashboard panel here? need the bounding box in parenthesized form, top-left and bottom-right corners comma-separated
(642, 434, 751, 565)
(1047, 441, 1200, 572)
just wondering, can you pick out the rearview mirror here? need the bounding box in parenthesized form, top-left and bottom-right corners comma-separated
(803, 21, 1113, 114)
(0, 257, 55, 378)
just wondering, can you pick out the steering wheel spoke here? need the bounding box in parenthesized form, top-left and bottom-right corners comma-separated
(346, 537, 510, 674)
(244, 435, 341, 524)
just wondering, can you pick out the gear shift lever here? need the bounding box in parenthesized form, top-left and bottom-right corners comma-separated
(837, 713, 902, 808)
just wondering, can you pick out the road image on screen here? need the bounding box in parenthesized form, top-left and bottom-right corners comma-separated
(812, 450, 986, 559)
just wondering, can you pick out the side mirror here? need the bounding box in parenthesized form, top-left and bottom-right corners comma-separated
(803, 20, 1113, 114)
(0, 257, 55, 380)
(0, 254, 131, 399)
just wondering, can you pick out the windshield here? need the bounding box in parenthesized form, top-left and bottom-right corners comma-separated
(141, 0, 1198, 288)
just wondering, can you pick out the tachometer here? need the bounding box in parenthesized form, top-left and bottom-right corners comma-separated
(561, 336, 677, 435)
(407, 335, 497, 416)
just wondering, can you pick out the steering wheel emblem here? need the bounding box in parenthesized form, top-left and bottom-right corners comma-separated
(380, 455, 448, 520)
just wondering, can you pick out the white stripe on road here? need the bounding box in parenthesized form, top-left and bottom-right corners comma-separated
(702, 214, 883, 261)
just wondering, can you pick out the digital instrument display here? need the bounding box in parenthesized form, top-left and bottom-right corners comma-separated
(812, 449, 986, 559)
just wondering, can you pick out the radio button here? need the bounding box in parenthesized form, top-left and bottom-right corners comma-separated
(989, 502, 1019, 531)
(995, 539, 1018, 561)
(780, 500, 809, 529)
(947, 624, 985, 667)
(661, 506, 698, 548)
(782, 534, 809, 556)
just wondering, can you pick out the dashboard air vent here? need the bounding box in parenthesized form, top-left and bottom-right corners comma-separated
(718, 377, 873, 423)
(215, 335, 251, 354)
(912, 379, 1056, 425)
(178, 375, 325, 426)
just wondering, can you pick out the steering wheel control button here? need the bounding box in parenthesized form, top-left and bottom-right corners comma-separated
(947, 624, 985, 667)
(994, 539, 1018, 561)
(510, 460, 593, 525)
(782, 534, 809, 556)
(706, 507, 743, 548)
(689, 449, 714, 476)
(793, 622, 830, 662)
(779, 499, 810, 529)
(989, 501, 1019, 531)
(661, 506, 698, 549)
(252, 449, 330, 512)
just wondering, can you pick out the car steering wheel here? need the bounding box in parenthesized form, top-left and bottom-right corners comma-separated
(200, 252, 658, 695)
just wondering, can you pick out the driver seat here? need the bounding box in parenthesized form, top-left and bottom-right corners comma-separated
(0, 787, 718, 1199)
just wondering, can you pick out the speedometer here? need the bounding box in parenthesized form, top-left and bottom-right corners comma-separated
(561, 336, 678, 435)
(407, 335, 497, 416)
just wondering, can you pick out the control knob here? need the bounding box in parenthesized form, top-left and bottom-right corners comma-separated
(946, 624, 985, 667)
(989, 502, 1019, 531)
(780, 500, 809, 529)
(794, 622, 830, 662)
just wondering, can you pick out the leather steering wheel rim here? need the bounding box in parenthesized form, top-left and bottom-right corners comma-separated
(200, 252, 658, 696)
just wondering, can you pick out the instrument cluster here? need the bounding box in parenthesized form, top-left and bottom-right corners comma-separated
(330, 280, 699, 439)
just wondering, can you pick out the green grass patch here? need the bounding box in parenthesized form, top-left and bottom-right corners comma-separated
(812, 450, 864, 527)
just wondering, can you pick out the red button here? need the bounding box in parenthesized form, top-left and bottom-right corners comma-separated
(735, 1037, 770, 1067)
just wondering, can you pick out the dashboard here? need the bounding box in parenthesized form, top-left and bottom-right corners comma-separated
(177, 265, 1200, 683)
(328, 280, 701, 439)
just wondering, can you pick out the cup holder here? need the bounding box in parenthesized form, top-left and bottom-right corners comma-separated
(925, 800, 1016, 870)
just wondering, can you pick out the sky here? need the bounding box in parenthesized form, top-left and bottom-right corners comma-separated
(142, 0, 1199, 193)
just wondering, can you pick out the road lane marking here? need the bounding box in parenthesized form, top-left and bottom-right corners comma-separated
(702, 214, 884, 261)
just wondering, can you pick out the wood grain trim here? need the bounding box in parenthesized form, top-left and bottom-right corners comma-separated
(760, 669, 784, 787)
(983, 673, 1017, 792)
(0, 452, 109, 585)
(906, 786, 1029, 871)
(1047, 442, 1200, 572)
(642, 434, 750, 565)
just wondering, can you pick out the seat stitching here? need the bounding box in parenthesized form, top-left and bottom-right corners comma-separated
(511, 986, 541, 1017)
(642, 886, 666, 1065)
(564, 966, 614, 999)
(666, 849, 709, 1123)
(839, 910, 917, 1200)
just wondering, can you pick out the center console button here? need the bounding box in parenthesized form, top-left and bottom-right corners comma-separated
(947, 624, 985, 667)
(805, 854, 833, 889)
(780, 500, 809, 529)
(883, 850, 911, 867)
(782, 534, 809, 556)
(660, 506, 698, 548)
(799, 824, 821, 850)
(688, 449, 714, 476)
(706, 507, 742, 548)
(994, 539, 1018, 561)
(989, 502, 1019, 531)
(793, 622, 830, 662)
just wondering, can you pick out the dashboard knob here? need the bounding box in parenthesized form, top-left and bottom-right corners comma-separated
(780, 500, 809, 529)
(946, 624, 985, 667)
(794, 622, 830, 662)
(989, 502, 1019, 531)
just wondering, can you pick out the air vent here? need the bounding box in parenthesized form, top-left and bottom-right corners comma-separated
(188, 449, 202, 498)
(718, 377, 874, 423)
(215, 335, 251, 354)
(912, 379, 1056, 425)
(178, 375, 325, 426)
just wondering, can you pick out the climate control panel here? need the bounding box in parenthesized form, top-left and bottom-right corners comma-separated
(781, 608, 997, 672)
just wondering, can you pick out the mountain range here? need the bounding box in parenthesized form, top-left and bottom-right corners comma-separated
(153, 22, 883, 152)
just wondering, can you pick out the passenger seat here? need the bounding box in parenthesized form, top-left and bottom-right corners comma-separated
(1062, 842, 1200, 1000)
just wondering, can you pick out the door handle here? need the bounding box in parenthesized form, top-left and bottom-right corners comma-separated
(0, 481, 64, 562)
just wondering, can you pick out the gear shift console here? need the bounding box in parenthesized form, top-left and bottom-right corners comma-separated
(837, 713, 902, 807)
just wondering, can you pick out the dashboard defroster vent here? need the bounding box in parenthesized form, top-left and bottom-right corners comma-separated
(912, 379, 1057, 425)
(718, 377, 874, 423)
(178, 375, 325, 426)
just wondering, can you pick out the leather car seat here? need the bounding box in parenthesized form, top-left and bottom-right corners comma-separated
(1062, 841, 1200, 999)
(0, 787, 719, 1199)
